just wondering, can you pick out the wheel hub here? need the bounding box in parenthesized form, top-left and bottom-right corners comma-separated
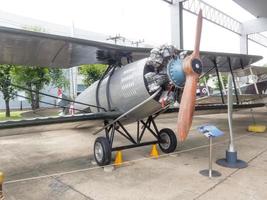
(160, 132, 171, 149)
(95, 142, 104, 162)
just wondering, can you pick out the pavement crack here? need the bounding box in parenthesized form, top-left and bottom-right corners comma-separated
(52, 176, 95, 200)
(193, 148, 267, 200)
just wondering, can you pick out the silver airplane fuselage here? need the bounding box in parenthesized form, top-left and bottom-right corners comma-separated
(75, 58, 163, 122)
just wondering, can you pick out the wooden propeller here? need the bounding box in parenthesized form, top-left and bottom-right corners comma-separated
(177, 10, 203, 142)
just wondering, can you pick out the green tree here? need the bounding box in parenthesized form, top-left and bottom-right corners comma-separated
(199, 75, 210, 86)
(79, 64, 107, 86)
(22, 25, 46, 33)
(0, 65, 15, 117)
(49, 68, 69, 89)
(215, 75, 228, 89)
(11, 66, 51, 110)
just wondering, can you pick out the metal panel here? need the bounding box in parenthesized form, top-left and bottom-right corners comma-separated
(198, 51, 262, 72)
(233, 0, 267, 18)
(0, 26, 151, 67)
(75, 58, 162, 120)
(0, 26, 262, 70)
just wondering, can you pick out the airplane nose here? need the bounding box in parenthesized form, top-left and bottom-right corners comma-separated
(191, 58, 203, 75)
(167, 57, 186, 88)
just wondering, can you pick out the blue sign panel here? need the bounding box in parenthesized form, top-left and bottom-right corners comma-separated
(197, 124, 224, 138)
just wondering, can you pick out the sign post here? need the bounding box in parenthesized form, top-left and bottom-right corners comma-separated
(216, 74, 248, 169)
(17, 91, 26, 111)
(198, 124, 223, 178)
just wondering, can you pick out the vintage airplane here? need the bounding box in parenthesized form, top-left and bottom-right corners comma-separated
(0, 11, 263, 166)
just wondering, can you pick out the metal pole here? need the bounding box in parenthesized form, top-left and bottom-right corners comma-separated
(228, 74, 235, 152)
(249, 67, 259, 94)
(20, 101, 22, 111)
(228, 57, 240, 104)
(219, 72, 226, 95)
(0, 172, 4, 200)
(216, 73, 247, 169)
(213, 60, 225, 104)
(236, 76, 242, 95)
(203, 76, 210, 96)
(70, 20, 76, 100)
(209, 136, 212, 178)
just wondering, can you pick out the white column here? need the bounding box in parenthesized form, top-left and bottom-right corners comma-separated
(69, 21, 78, 100)
(240, 33, 248, 54)
(170, 0, 183, 49)
(240, 24, 248, 54)
(69, 67, 77, 100)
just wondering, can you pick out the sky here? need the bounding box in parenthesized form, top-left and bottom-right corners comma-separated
(0, 0, 266, 65)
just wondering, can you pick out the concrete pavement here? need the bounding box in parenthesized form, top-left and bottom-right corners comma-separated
(0, 108, 266, 200)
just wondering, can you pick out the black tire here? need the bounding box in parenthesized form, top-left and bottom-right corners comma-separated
(158, 128, 177, 153)
(94, 137, 112, 166)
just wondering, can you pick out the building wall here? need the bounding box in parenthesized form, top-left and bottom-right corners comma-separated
(0, 86, 60, 110)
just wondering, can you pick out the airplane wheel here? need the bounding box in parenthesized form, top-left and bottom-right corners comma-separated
(94, 137, 111, 166)
(158, 128, 177, 153)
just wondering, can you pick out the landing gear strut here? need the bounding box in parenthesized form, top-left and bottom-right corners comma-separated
(93, 115, 177, 166)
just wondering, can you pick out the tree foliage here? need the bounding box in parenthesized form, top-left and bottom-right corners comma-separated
(0, 26, 69, 112)
(49, 68, 69, 89)
(10, 66, 68, 110)
(11, 66, 51, 110)
(22, 25, 46, 33)
(199, 75, 210, 86)
(215, 75, 228, 89)
(79, 64, 107, 86)
(0, 65, 15, 117)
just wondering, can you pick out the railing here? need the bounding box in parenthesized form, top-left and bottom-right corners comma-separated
(181, 0, 267, 48)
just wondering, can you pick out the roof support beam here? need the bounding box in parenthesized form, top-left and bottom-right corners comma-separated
(182, 0, 267, 50)
(242, 18, 267, 35)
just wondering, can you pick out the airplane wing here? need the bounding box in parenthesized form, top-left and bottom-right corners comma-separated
(0, 111, 121, 137)
(197, 94, 267, 104)
(233, 66, 267, 77)
(199, 51, 262, 73)
(167, 102, 265, 113)
(0, 26, 151, 67)
(0, 26, 262, 71)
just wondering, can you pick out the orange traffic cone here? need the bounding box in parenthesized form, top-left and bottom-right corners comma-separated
(150, 144, 159, 158)
(114, 151, 123, 166)
(0, 172, 4, 200)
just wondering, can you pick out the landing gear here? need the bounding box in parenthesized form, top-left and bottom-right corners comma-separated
(158, 128, 177, 153)
(93, 115, 177, 166)
(94, 137, 112, 166)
